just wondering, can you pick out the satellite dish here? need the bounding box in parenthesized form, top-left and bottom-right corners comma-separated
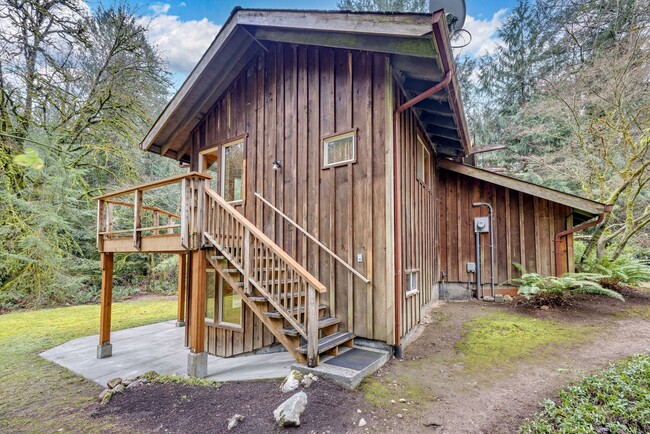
(429, 0, 467, 32)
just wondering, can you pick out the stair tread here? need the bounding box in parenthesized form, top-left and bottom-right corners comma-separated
(295, 332, 354, 355)
(264, 303, 327, 318)
(281, 317, 341, 336)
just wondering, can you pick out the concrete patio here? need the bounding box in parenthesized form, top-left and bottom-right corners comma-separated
(40, 320, 294, 386)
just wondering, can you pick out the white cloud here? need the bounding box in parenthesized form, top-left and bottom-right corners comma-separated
(149, 3, 171, 15)
(459, 9, 508, 56)
(179, 2, 187, 6)
(139, 14, 220, 76)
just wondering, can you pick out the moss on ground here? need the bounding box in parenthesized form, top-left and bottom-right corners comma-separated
(0, 299, 176, 432)
(455, 312, 589, 371)
(359, 377, 393, 408)
(615, 305, 650, 320)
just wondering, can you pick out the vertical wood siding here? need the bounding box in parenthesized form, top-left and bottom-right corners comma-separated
(190, 43, 390, 355)
(394, 80, 439, 337)
(438, 169, 573, 286)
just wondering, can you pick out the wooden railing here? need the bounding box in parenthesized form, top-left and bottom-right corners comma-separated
(202, 187, 326, 367)
(94, 172, 211, 250)
(254, 192, 371, 284)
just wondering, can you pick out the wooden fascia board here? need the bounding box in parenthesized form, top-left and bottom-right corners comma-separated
(235, 9, 434, 37)
(141, 14, 244, 152)
(252, 27, 436, 59)
(438, 159, 609, 215)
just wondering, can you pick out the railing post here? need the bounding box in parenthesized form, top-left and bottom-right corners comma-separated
(181, 178, 189, 249)
(307, 284, 319, 367)
(153, 210, 160, 235)
(106, 203, 114, 239)
(243, 228, 251, 295)
(133, 189, 142, 250)
(96, 199, 105, 251)
(168, 217, 175, 234)
(197, 178, 207, 248)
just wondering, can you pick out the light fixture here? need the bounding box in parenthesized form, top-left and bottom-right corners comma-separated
(272, 160, 282, 171)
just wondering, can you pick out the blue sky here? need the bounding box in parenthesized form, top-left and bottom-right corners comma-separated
(115, 0, 515, 86)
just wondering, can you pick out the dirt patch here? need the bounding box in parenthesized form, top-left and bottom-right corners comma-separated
(92, 379, 370, 433)
(360, 291, 650, 434)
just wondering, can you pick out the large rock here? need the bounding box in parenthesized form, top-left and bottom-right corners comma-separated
(274, 391, 308, 427)
(280, 370, 303, 393)
(300, 373, 318, 388)
(107, 378, 122, 389)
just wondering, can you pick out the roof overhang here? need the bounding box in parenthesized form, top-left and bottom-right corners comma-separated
(438, 159, 611, 218)
(141, 8, 472, 161)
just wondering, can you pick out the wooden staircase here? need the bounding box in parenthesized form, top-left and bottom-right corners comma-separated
(200, 187, 353, 367)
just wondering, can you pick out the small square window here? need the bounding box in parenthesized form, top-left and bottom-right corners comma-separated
(417, 137, 431, 186)
(405, 271, 419, 297)
(323, 130, 356, 168)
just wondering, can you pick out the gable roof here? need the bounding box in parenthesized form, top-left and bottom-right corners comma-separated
(141, 8, 471, 161)
(438, 159, 611, 217)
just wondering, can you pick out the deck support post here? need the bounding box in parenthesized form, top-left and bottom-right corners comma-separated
(187, 249, 207, 377)
(97, 252, 114, 359)
(176, 253, 187, 327)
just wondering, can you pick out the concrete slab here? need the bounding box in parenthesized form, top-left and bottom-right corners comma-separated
(292, 344, 391, 390)
(40, 320, 293, 386)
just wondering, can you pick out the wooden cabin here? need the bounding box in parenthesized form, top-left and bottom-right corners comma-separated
(93, 9, 610, 376)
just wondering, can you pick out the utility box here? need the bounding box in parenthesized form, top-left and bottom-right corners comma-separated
(466, 262, 476, 273)
(474, 216, 490, 233)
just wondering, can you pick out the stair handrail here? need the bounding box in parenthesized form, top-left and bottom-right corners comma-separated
(254, 192, 370, 284)
(203, 187, 326, 293)
(203, 187, 325, 366)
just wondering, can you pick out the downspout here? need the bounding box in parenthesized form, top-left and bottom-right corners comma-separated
(393, 11, 454, 351)
(553, 206, 611, 276)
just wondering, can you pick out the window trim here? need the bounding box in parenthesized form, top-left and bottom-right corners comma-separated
(217, 276, 243, 331)
(322, 128, 357, 169)
(405, 270, 419, 298)
(417, 135, 431, 187)
(220, 137, 246, 205)
(205, 268, 217, 325)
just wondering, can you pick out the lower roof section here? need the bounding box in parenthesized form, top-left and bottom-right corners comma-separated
(438, 159, 611, 217)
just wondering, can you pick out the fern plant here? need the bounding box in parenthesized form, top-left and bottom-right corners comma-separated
(575, 241, 650, 286)
(512, 263, 624, 304)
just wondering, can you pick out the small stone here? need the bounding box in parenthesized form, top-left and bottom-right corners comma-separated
(399, 398, 406, 403)
(390, 399, 396, 404)
(107, 378, 122, 389)
(301, 373, 318, 388)
(359, 418, 367, 427)
(112, 384, 126, 394)
(357, 409, 362, 413)
(122, 379, 132, 386)
(540, 305, 550, 311)
(100, 392, 112, 405)
(274, 391, 308, 427)
(281, 370, 303, 393)
(503, 295, 514, 302)
(397, 414, 403, 419)
(98, 388, 111, 400)
(126, 380, 142, 389)
(227, 414, 245, 430)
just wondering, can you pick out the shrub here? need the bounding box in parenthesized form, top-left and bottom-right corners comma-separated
(512, 263, 624, 306)
(575, 241, 650, 287)
(519, 355, 650, 433)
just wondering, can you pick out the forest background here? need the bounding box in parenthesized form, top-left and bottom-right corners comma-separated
(0, 0, 648, 309)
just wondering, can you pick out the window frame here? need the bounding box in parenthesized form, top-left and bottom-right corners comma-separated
(220, 137, 246, 205)
(416, 135, 431, 187)
(322, 129, 357, 169)
(205, 268, 217, 324)
(405, 270, 419, 298)
(217, 276, 243, 332)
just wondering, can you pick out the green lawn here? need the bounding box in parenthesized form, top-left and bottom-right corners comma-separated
(0, 300, 176, 433)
